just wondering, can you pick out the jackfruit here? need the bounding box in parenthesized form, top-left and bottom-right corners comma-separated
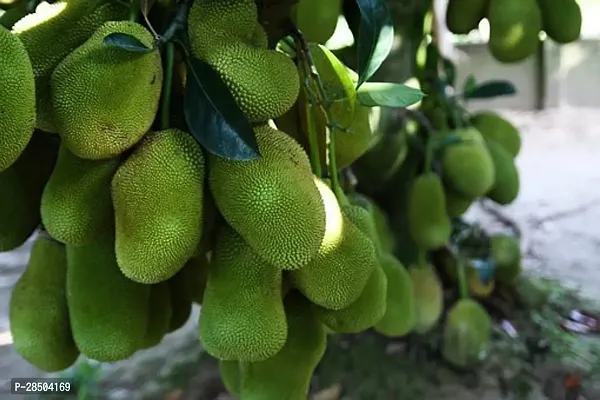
(199, 226, 287, 362)
(41, 146, 119, 245)
(290, 180, 376, 310)
(470, 111, 521, 157)
(317, 264, 387, 333)
(441, 128, 496, 198)
(112, 129, 205, 284)
(445, 189, 473, 219)
(485, 140, 520, 205)
(348, 193, 389, 254)
(441, 299, 492, 368)
(51, 21, 163, 160)
(12, 0, 128, 132)
(220, 360, 241, 397)
(66, 237, 151, 362)
(167, 270, 193, 333)
(10, 235, 79, 372)
(179, 252, 210, 305)
(538, 0, 581, 44)
(0, 132, 59, 252)
(490, 234, 522, 284)
(209, 124, 325, 270)
(188, 0, 299, 122)
(0, 25, 35, 171)
(488, 0, 541, 63)
(370, 199, 396, 253)
(410, 263, 444, 334)
(142, 282, 172, 349)
(341, 202, 380, 252)
(374, 253, 416, 337)
(239, 291, 327, 400)
(292, 0, 341, 44)
(446, 0, 488, 34)
(408, 173, 451, 250)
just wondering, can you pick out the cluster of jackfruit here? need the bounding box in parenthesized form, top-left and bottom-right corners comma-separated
(446, 0, 582, 63)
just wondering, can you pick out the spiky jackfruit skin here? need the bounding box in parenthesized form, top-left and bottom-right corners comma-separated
(445, 0, 489, 35)
(240, 291, 327, 400)
(51, 21, 163, 160)
(470, 111, 521, 157)
(538, 0, 581, 44)
(0, 132, 59, 252)
(41, 146, 119, 245)
(0, 25, 35, 171)
(112, 129, 205, 284)
(66, 238, 150, 362)
(374, 253, 416, 337)
(142, 282, 172, 349)
(220, 360, 241, 396)
(199, 226, 286, 362)
(167, 270, 193, 333)
(441, 128, 496, 198)
(209, 124, 325, 270)
(290, 179, 376, 310)
(408, 174, 451, 250)
(488, 0, 541, 63)
(485, 140, 520, 205)
(410, 264, 444, 334)
(342, 203, 380, 251)
(292, 0, 341, 44)
(10, 236, 79, 372)
(188, 0, 299, 122)
(12, 0, 128, 132)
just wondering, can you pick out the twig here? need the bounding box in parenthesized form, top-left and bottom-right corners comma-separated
(529, 199, 600, 229)
(156, 0, 195, 47)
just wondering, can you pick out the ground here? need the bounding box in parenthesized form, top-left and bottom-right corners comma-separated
(0, 107, 599, 399)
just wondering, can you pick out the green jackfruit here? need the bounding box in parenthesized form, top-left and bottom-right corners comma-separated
(408, 173, 451, 250)
(488, 0, 541, 63)
(220, 360, 241, 396)
(143, 282, 172, 349)
(51, 21, 163, 160)
(441, 128, 496, 198)
(112, 129, 205, 284)
(0, 25, 35, 171)
(442, 299, 492, 368)
(0, 132, 59, 252)
(10, 235, 79, 372)
(375, 253, 416, 337)
(410, 263, 444, 334)
(167, 270, 193, 333)
(179, 252, 210, 305)
(445, 0, 488, 35)
(317, 264, 387, 333)
(470, 111, 521, 157)
(41, 146, 119, 245)
(370, 199, 396, 253)
(490, 234, 522, 284)
(291, 180, 376, 310)
(486, 140, 520, 205)
(209, 124, 325, 271)
(240, 291, 327, 400)
(445, 189, 473, 219)
(342, 202, 380, 252)
(292, 0, 341, 44)
(12, 0, 128, 132)
(188, 0, 299, 122)
(538, 0, 581, 44)
(66, 237, 151, 362)
(199, 226, 287, 362)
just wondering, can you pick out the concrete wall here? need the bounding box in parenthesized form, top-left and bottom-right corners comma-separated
(452, 39, 600, 110)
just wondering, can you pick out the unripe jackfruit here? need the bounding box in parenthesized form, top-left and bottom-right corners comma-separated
(209, 124, 325, 270)
(199, 226, 287, 362)
(112, 129, 205, 284)
(485, 140, 520, 205)
(143, 282, 172, 349)
(220, 360, 241, 396)
(292, 0, 341, 44)
(445, 0, 488, 35)
(41, 146, 119, 245)
(538, 0, 581, 44)
(0, 132, 59, 252)
(408, 173, 451, 250)
(410, 263, 444, 334)
(470, 111, 521, 157)
(12, 0, 128, 132)
(51, 21, 163, 160)
(167, 269, 193, 333)
(445, 189, 473, 219)
(490, 234, 522, 284)
(66, 237, 151, 362)
(10, 235, 79, 372)
(240, 291, 327, 400)
(0, 25, 35, 171)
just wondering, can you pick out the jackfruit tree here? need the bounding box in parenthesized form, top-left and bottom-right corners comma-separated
(0, 0, 581, 398)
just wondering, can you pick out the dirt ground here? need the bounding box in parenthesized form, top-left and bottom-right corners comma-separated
(0, 107, 599, 399)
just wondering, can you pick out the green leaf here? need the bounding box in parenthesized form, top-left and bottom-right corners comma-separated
(462, 74, 477, 95)
(463, 80, 517, 100)
(355, 0, 394, 87)
(442, 57, 456, 87)
(184, 57, 260, 161)
(356, 82, 424, 107)
(103, 33, 154, 53)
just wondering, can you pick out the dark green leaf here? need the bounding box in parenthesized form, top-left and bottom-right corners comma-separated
(184, 57, 259, 161)
(103, 33, 154, 53)
(355, 0, 394, 87)
(463, 80, 517, 100)
(139, 0, 157, 17)
(356, 82, 424, 107)
(442, 57, 456, 87)
(462, 74, 477, 95)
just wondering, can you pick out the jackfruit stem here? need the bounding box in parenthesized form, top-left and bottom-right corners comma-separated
(161, 42, 175, 130)
(304, 101, 323, 178)
(156, 0, 194, 46)
(417, 249, 427, 266)
(128, 1, 139, 22)
(456, 256, 470, 300)
(424, 137, 433, 174)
